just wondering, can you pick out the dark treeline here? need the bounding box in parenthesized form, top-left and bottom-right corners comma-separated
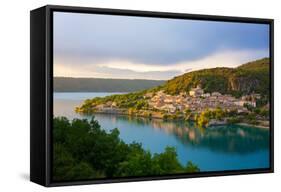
(53, 117, 199, 181)
(54, 77, 165, 92)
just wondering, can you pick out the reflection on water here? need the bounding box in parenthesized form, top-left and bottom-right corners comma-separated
(54, 93, 270, 172)
(107, 115, 269, 155)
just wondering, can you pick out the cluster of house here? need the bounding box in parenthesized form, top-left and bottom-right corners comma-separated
(147, 86, 260, 114)
(92, 100, 123, 114)
(89, 85, 261, 116)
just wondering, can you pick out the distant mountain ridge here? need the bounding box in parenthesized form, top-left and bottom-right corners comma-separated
(162, 58, 270, 97)
(54, 77, 165, 92)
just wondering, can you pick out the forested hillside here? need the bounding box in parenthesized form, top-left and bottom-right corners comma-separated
(163, 58, 270, 97)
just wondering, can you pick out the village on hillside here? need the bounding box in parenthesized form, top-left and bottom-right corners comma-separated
(146, 86, 260, 114)
(76, 85, 270, 128)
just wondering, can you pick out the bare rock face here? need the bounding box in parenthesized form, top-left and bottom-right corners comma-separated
(228, 76, 261, 94)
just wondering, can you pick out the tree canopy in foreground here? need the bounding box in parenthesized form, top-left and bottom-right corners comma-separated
(53, 117, 199, 181)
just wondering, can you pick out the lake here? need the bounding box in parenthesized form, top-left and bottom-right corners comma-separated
(54, 92, 270, 172)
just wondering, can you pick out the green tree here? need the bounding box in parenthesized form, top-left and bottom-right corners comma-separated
(53, 116, 199, 181)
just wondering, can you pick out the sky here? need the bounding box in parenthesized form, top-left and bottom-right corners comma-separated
(53, 12, 270, 80)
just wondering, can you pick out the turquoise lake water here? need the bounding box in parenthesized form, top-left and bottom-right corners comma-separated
(53, 92, 270, 172)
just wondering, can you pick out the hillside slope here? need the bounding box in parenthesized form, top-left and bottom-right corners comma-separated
(162, 58, 270, 97)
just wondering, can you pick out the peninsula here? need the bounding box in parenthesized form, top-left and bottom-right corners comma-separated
(76, 58, 270, 128)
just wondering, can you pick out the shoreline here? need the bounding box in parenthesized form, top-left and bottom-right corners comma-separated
(236, 123, 269, 129)
(77, 110, 269, 129)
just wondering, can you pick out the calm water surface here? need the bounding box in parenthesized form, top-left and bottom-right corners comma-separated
(54, 92, 270, 172)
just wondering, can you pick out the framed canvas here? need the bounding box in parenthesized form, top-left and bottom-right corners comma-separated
(30, 5, 274, 187)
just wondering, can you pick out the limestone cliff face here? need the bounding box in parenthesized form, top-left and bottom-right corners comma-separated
(228, 76, 261, 94)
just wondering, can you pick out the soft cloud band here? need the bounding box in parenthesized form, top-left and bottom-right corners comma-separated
(54, 49, 268, 80)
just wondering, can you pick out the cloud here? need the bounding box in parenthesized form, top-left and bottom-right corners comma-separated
(54, 62, 181, 80)
(54, 49, 268, 80)
(53, 12, 270, 80)
(54, 12, 270, 65)
(96, 49, 268, 73)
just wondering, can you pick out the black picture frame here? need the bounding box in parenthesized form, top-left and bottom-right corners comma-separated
(30, 4, 274, 187)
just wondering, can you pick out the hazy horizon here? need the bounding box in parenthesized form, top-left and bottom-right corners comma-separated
(54, 56, 268, 80)
(54, 12, 269, 80)
(53, 76, 166, 81)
